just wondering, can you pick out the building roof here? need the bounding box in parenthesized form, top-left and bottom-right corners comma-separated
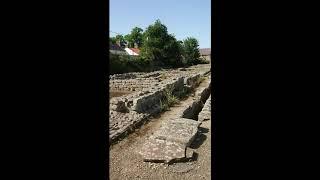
(109, 43, 128, 55)
(110, 43, 125, 51)
(199, 48, 211, 56)
(110, 50, 128, 55)
(129, 48, 140, 55)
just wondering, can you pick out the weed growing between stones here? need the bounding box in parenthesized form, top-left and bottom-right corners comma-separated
(160, 85, 179, 112)
(199, 76, 206, 83)
(174, 86, 190, 100)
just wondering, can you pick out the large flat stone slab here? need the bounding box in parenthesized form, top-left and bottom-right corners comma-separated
(138, 138, 186, 163)
(138, 118, 201, 163)
(153, 118, 201, 146)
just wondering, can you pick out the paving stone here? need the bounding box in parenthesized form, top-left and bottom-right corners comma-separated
(139, 138, 186, 163)
(153, 118, 201, 146)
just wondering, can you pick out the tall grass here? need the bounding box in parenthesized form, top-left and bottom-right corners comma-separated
(160, 85, 179, 111)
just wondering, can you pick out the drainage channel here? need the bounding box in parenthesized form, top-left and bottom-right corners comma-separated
(181, 79, 211, 121)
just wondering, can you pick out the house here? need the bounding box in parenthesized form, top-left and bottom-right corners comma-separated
(109, 40, 140, 56)
(199, 48, 211, 62)
(109, 41, 127, 55)
(124, 43, 140, 56)
(124, 48, 140, 56)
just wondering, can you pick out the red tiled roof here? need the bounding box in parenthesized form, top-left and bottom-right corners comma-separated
(129, 48, 140, 54)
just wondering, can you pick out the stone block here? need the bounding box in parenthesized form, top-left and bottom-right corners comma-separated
(138, 138, 186, 163)
(153, 118, 201, 146)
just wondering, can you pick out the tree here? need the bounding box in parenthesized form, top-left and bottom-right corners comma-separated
(115, 35, 126, 47)
(124, 34, 134, 48)
(140, 20, 182, 67)
(182, 37, 200, 65)
(109, 37, 117, 44)
(163, 34, 183, 67)
(124, 27, 144, 48)
(130, 27, 144, 47)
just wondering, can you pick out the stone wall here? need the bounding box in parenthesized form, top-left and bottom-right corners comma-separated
(110, 78, 159, 92)
(180, 76, 211, 120)
(109, 64, 211, 143)
(198, 95, 211, 122)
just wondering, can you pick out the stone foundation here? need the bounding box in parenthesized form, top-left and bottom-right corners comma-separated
(109, 65, 211, 143)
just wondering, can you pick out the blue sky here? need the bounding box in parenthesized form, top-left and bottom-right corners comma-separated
(110, 0, 211, 48)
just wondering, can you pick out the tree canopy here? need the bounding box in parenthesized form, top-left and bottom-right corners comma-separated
(140, 20, 182, 67)
(108, 20, 204, 71)
(182, 37, 201, 65)
(125, 27, 143, 48)
(114, 35, 126, 47)
(109, 37, 116, 44)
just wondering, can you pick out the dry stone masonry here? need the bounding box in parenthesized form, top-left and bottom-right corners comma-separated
(198, 95, 211, 122)
(180, 75, 211, 120)
(137, 74, 211, 163)
(109, 65, 211, 143)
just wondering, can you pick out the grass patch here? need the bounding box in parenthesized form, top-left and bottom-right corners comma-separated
(160, 85, 179, 112)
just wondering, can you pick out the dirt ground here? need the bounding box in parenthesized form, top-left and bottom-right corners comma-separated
(109, 78, 212, 180)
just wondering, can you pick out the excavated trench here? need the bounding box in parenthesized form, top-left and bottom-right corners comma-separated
(138, 75, 211, 163)
(181, 82, 211, 120)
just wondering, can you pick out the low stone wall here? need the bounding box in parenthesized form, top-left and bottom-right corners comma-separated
(110, 72, 205, 112)
(181, 76, 211, 120)
(110, 78, 159, 92)
(109, 110, 149, 142)
(198, 95, 211, 122)
(109, 71, 162, 80)
(132, 77, 185, 113)
(109, 72, 141, 80)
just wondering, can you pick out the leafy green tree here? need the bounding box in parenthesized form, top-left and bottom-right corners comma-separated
(124, 27, 143, 48)
(140, 20, 182, 67)
(109, 37, 117, 44)
(130, 27, 144, 47)
(182, 37, 200, 65)
(124, 34, 134, 48)
(115, 35, 126, 47)
(163, 34, 183, 67)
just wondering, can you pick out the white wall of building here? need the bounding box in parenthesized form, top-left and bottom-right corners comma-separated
(124, 48, 139, 56)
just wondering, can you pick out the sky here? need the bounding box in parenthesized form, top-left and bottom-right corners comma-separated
(110, 0, 211, 48)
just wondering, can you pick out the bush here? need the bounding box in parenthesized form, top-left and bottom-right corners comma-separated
(109, 54, 154, 74)
(109, 54, 126, 74)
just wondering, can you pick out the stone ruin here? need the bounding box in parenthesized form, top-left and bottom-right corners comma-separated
(138, 75, 211, 163)
(109, 64, 212, 163)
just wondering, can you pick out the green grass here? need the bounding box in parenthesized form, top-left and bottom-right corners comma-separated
(160, 85, 179, 112)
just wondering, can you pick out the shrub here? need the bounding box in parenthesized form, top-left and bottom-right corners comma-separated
(109, 54, 154, 74)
